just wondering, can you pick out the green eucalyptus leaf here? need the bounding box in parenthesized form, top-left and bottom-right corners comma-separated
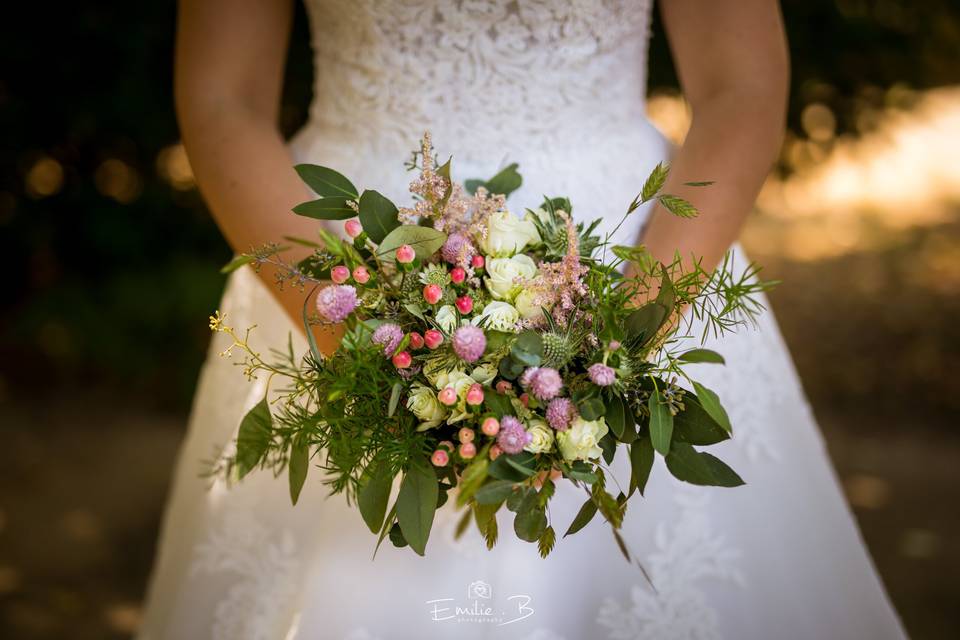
(456, 457, 489, 507)
(288, 440, 309, 505)
(629, 438, 655, 496)
(665, 442, 744, 487)
(387, 382, 403, 418)
(673, 395, 730, 445)
(678, 348, 726, 364)
(577, 396, 606, 421)
(513, 491, 547, 542)
(564, 498, 598, 537)
(358, 190, 400, 243)
(396, 458, 438, 555)
(692, 382, 732, 433)
(358, 462, 394, 534)
(484, 163, 523, 197)
(474, 480, 518, 505)
(600, 432, 617, 464)
(648, 390, 674, 455)
(624, 302, 668, 345)
(376, 224, 447, 261)
(605, 395, 630, 441)
(294, 164, 358, 199)
(293, 197, 356, 220)
(388, 522, 408, 548)
(236, 398, 272, 478)
(489, 452, 536, 482)
(483, 392, 514, 418)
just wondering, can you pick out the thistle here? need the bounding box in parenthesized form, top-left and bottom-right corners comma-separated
(541, 332, 574, 369)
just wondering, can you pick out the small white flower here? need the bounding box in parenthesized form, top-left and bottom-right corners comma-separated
(434, 304, 460, 333)
(470, 363, 498, 386)
(485, 254, 538, 301)
(473, 301, 520, 333)
(524, 419, 555, 454)
(481, 209, 541, 257)
(557, 416, 609, 461)
(407, 383, 447, 430)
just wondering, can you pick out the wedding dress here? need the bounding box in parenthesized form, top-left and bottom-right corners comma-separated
(139, 1, 908, 638)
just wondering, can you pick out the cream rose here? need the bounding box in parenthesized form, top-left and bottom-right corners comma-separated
(524, 419, 555, 454)
(432, 370, 475, 423)
(472, 301, 520, 333)
(514, 288, 546, 320)
(434, 304, 460, 333)
(484, 254, 538, 301)
(407, 383, 447, 431)
(481, 209, 541, 257)
(470, 363, 498, 386)
(557, 416, 609, 461)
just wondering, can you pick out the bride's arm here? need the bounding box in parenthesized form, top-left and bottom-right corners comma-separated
(175, 0, 342, 350)
(638, 0, 789, 271)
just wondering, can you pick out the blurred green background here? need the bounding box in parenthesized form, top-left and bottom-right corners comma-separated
(1, 1, 959, 638)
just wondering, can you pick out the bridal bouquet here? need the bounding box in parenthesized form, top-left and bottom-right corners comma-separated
(211, 133, 770, 559)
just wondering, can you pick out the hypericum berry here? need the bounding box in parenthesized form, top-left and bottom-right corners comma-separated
(465, 383, 484, 406)
(471, 255, 485, 269)
(392, 351, 412, 369)
(352, 265, 370, 284)
(438, 387, 458, 406)
(330, 265, 350, 284)
(408, 332, 424, 349)
(495, 380, 513, 394)
(481, 417, 500, 436)
(395, 244, 416, 264)
(519, 392, 530, 407)
(438, 440, 455, 453)
(459, 442, 477, 459)
(458, 427, 475, 443)
(455, 295, 474, 314)
(431, 449, 449, 467)
(489, 444, 503, 460)
(423, 284, 443, 305)
(344, 219, 363, 238)
(424, 329, 444, 350)
(450, 267, 466, 284)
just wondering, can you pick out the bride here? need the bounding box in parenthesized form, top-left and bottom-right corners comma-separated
(140, 1, 907, 638)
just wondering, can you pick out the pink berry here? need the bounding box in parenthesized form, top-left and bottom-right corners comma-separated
(423, 284, 443, 305)
(455, 295, 474, 314)
(458, 427, 475, 443)
(392, 351, 412, 369)
(408, 332, 424, 349)
(424, 329, 444, 349)
(489, 444, 503, 460)
(352, 265, 370, 284)
(459, 442, 477, 459)
(608, 340, 621, 351)
(471, 255, 485, 269)
(450, 267, 466, 284)
(330, 265, 350, 284)
(438, 387, 458, 406)
(481, 417, 500, 436)
(495, 380, 513, 394)
(519, 392, 530, 407)
(431, 449, 449, 467)
(344, 219, 363, 238)
(439, 440, 455, 453)
(465, 383, 484, 406)
(395, 244, 416, 264)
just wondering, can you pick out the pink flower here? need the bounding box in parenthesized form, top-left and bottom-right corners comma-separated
(315, 285, 358, 323)
(441, 232, 476, 266)
(371, 323, 404, 356)
(546, 397, 577, 431)
(453, 325, 486, 362)
(521, 366, 563, 401)
(497, 416, 531, 454)
(395, 244, 416, 263)
(588, 363, 616, 386)
(330, 265, 350, 284)
(344, 219, 363, 238)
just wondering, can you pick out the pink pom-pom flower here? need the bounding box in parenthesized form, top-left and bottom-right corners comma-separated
(452, 325, 486, 363)
(496, 416, 531, 455)
(521, 366, 563, 401)
(315, 285, 358, 323)
(371, 323, 404, 357)
(546, 397, 577, 431)
(588, 363, 617, 386)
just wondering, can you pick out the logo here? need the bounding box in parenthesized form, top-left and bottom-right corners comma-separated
(427, 579, 534, 626)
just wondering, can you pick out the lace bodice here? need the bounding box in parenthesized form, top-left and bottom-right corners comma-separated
(294, 0, 665, 245)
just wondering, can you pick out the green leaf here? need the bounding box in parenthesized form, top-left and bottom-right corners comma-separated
(388, 522, 408, 548)
(358, 462, 394, 534)
(456, 457, 489, 507)
(665, 442, 744, 487)
(513, 504, 547, 542)
(220, 254, 254, 274)
(288, 440, 309, 505)
(511, 331, 543, 367)
(564, 461, 599, 484)
(489, 452, 536, 481)
(236, 398, 272, 478)
(678, 348, 726, 364)
(629, 438, 655, 496)
(564, 498, 598, 537)
(474, 480, 518, 505)
(293, 197, 356, 220)
(606, 394, 630, 441)
(658, 194, 700, 218)
(473, 501, 501, 537)
(484, 163, 523, 197)
(683, 180, 715, 187)
(504, 455, 538, 478)
(281, 235, 323, 249)
(372, 502, 398, 558)
(483, 392, 514, 419)
(396, 459, 438, 555)
(648, 390, 674, 455)
(655, 266, 676, 310)
(387, 382, 403, 418)
(303, 287, 323, 363)
(673, 396, 730, 445)
(294, 164, 358, 199)
(436, 157, 453, 207)
(577, 396, 606, 421)
(641, 162, 669, 203)
(376, 225, 447, 261)
(692, 382, 732, 433)
(464, 178, 483, 194)
(624, 302, 668, 345)
(357, 189, 400, 243)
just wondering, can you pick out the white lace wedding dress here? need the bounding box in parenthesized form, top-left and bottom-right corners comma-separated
(139, 1, 908, 638)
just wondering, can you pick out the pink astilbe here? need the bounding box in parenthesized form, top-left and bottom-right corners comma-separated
(525, 210, 589, 327)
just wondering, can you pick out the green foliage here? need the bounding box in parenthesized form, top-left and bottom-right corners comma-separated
(648, 390, 674, 455)
(641, 162, 669, 203)
(293, 197, 356, 220)
(376, 225, 447, 261)
(396, 458, 438, 556)
(358, 462, 394, 534)
(236, 399, 273, 478)
(678, 348, 726, 364)
(465, 163, 523, 197)
(629, 439, 655, 496)
(564, 498, 598, 537)
(358, 190, 400, 243)
(295, 164, 359, 199)
(665, 442, 744, 487)
(288, 440, 310, 505)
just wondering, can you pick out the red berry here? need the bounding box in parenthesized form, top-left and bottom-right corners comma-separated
(392, 351, 412, 368)
(423, 284, 443, 305)
(455, 295, 474, 314)
(424, 329, 444, 349)
(408, 332, 424, 349)
(471, 255, 485, 269)
(450, 267, 466, 284)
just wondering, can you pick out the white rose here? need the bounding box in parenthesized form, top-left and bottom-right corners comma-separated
(557, 416, 609, 461)
(514, 288, 545, 320)
(524, 419, 555, 454)
(485, 254, 538, 301)
(434, 304, 460, 333)
(481, 209, 541, 257)
(470, 363, 498, 386)
(431, 370, 475, 424)
(407, 383, 447, 430)
(472, 301, 520, 333)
